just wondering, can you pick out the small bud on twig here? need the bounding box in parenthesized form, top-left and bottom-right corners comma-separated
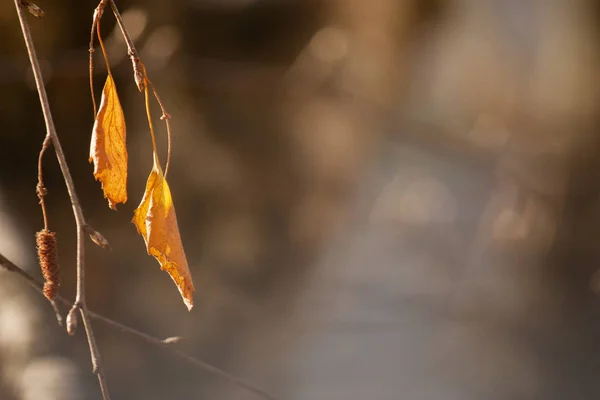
(66, 306, 79, 336)
(19, 0, 44, 17)
(161, 336, 184, 345)
(84, 225, 110, 250)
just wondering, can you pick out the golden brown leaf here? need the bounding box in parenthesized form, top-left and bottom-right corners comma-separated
(90, 74, 127, 209)
(133, 154, 195, 310)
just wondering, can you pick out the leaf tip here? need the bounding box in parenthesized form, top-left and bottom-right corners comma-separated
(107, 194, 127, 210)
(183, 297, 194, 311)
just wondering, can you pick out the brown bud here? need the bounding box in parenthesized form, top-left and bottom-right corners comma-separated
(66, 307, 78, 336)
(85, 225, 110, 250)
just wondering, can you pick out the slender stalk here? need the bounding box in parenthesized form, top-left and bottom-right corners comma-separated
(0, 252, 279, 400)
(148, 81, 173, 177)
(89, 2, 101, 117)
(13, 2, 111, 398)
(36, 133, 52, 230)
(108, 0, 143, 90)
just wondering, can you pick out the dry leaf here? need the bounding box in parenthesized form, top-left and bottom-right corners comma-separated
(90, 74, 127, 209)
(133, 154, 194, 310)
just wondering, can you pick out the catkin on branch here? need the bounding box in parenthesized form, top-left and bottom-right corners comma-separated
(36, 229, 60, 300)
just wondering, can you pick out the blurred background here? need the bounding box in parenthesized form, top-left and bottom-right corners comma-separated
(1, 0, 600, 399)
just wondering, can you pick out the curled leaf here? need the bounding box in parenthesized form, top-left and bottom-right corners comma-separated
(133, 154, 194, 310)
(90, 74, 127, 209)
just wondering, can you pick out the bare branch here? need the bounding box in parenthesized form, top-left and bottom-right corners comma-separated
(0, 253, 280, 400)
(12, 2, 278, 399)
(13, 1, 110, 398)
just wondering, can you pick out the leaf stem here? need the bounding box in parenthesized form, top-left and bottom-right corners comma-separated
(144, 79, 158, 156)
(109, 0, 172, 176)
(147, 81, 172, 177)
(13, 2, 111, 399)
(96, 16, 112, 75)
(89, 18, 98, 117)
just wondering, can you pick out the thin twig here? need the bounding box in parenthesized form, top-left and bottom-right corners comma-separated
(0, 253, 279, 400)
(36, 133, 52, 230)
(91, 313, 279, 400)
(108, 0, 143, 90)
(13, 2, 111, 399)
(0, 252, 63, 325)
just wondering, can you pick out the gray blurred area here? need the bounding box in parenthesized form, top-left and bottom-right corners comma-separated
(1, 0, 600, 399)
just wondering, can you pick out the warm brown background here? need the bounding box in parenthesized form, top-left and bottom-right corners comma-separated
(2, 0, 600, 399)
